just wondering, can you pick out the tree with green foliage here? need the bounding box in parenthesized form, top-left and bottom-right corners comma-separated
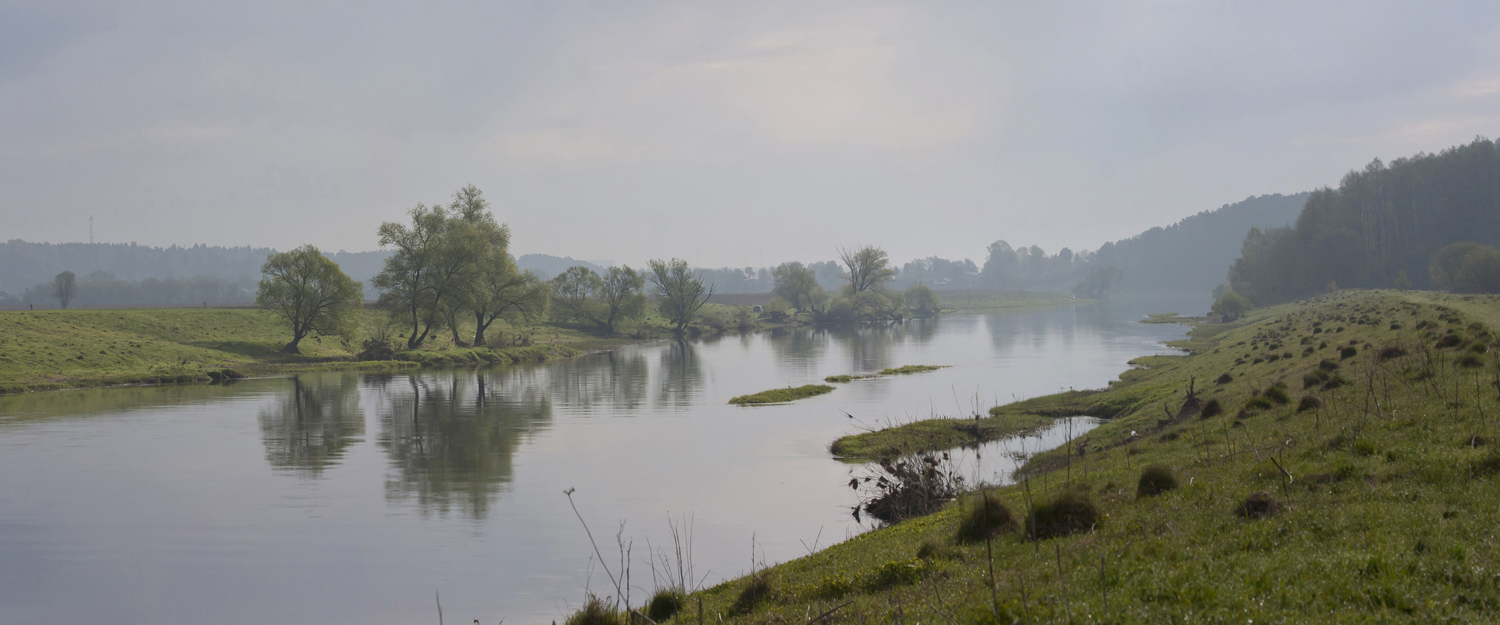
(905, 283, 941, 317)
(51, 271, 76, 309)
(257, 245, 364, 353)
(372, 203, 452, 349)
(1455, 246, 1500, 294)
(648, 258, 713, 334)
(1211, 291, 1251, 321)
(837, 246, 895, 294)
(1074, 265, 1123, 300)
(770, 261, 822, 312)
(549, 266, 603, 324)
(550, 265, 647, 333)
(373, 185, 508, 349)
(470, 265, 549, 346)
(1429, 241, 1485, 291)
(595, 266, 648, 333)
(1227, 138, 1500, 304)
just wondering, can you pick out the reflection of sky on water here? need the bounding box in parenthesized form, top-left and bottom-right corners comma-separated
(0, 307, 1185, 625)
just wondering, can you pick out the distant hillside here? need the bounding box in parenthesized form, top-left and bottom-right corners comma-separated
(0, 241, 391, 305)
(515, 254, 605, 281)
(1090, 192, 1309, 312)
(1229, 137, 1500, 305)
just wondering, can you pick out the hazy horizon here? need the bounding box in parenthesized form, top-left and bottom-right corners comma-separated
(5, 2, 1499, 268)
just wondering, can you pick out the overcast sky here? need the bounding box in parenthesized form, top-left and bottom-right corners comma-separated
(4, 1, 1500, 267)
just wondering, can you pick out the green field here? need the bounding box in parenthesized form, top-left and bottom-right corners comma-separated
(643, 290, 1500, 623)
(0, 307, 596, 393)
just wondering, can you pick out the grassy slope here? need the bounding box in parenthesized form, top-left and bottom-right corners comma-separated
(0, 308, 593, 393)
(671, 290, 1500, 623)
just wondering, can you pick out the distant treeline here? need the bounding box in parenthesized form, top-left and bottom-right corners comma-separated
(0, 240, 390, 302)
(3, 186, 1317, 312)
(8, 272, 255, 308)
(520, 255, 983, 295)
(1229, 137, 1500, 305)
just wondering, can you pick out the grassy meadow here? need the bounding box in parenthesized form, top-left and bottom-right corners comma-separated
(631, 290, 1500, 624)
(0, 307, 597, 393)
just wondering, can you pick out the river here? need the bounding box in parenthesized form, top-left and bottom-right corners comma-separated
(0, 306, 1185, 624)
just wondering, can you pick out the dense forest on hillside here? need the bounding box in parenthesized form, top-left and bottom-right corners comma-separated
(1094, 193, 1308, 295)
(1229, 137, 1500, 305)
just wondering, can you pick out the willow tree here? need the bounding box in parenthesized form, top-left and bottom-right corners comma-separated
(771, 261, 821, 312)
(549, 265, 646, 333)
(837, 246, 895, 294)
(257, 245, 364, 353)
(373, 185, 503, 349)
(648, 258, 713, 334)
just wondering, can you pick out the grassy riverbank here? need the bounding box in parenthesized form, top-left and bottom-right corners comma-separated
(658, 289, 1500, 623)
(0, 308, 595, 393)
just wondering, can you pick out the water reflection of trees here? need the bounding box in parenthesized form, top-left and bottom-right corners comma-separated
(547, 349, 650, 413)
(258, 373, 365, 477)
(655, 340, 703, 410)
(828, 324, 895, 373)
(377, 372, 552, 519)
(766, 326, 827, 377)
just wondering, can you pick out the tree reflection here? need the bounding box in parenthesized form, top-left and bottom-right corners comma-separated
(547, 349, 650, 413)
(258, 373, 365, 477)
(765, 326, 828, 377)
(377, 372, 552, 519)
(828, 324, 895, 373)
(655, 339, 703, 410)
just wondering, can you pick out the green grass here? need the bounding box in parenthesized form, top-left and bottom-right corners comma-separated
(879, 364, 949, 375)
(728, 384, 835, 405)
(824, 374, 875, 383)
(661, 289, 1500, 623)
(0, 307, 598, 393)
(829, 412, 1052, 459)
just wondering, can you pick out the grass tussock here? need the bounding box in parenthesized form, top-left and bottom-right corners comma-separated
(730, 574, 772, 615)
(727, 384, 834, 405)
(646, 589, 685, 622)
(824, 374, 875, 383)
(1025, 489, 1100, 540)
(1136, 464, 1179, 497)
(1236, 491, 1283, 520)
(565, 595, 622, 625)
(955, 492, 1017, 542)
(1200, 398, 1223, 418)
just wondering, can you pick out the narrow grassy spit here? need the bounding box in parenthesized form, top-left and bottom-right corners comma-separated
(655, 290, 1500, 623)
(0, 308, 629, 393)
(879, 364, 950, 375)
(728, 384, 835, 405)
(824, 374, 876, 383)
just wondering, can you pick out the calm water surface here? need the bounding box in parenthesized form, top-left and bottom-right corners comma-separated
(0, 307, 1185, 624)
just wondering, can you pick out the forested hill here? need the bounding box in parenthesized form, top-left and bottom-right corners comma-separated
(1229, 137, 1500, 305)
(1087, 192, 1308, 310)
(514, 254, 605, 280)
(0, 241, 391, 303)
